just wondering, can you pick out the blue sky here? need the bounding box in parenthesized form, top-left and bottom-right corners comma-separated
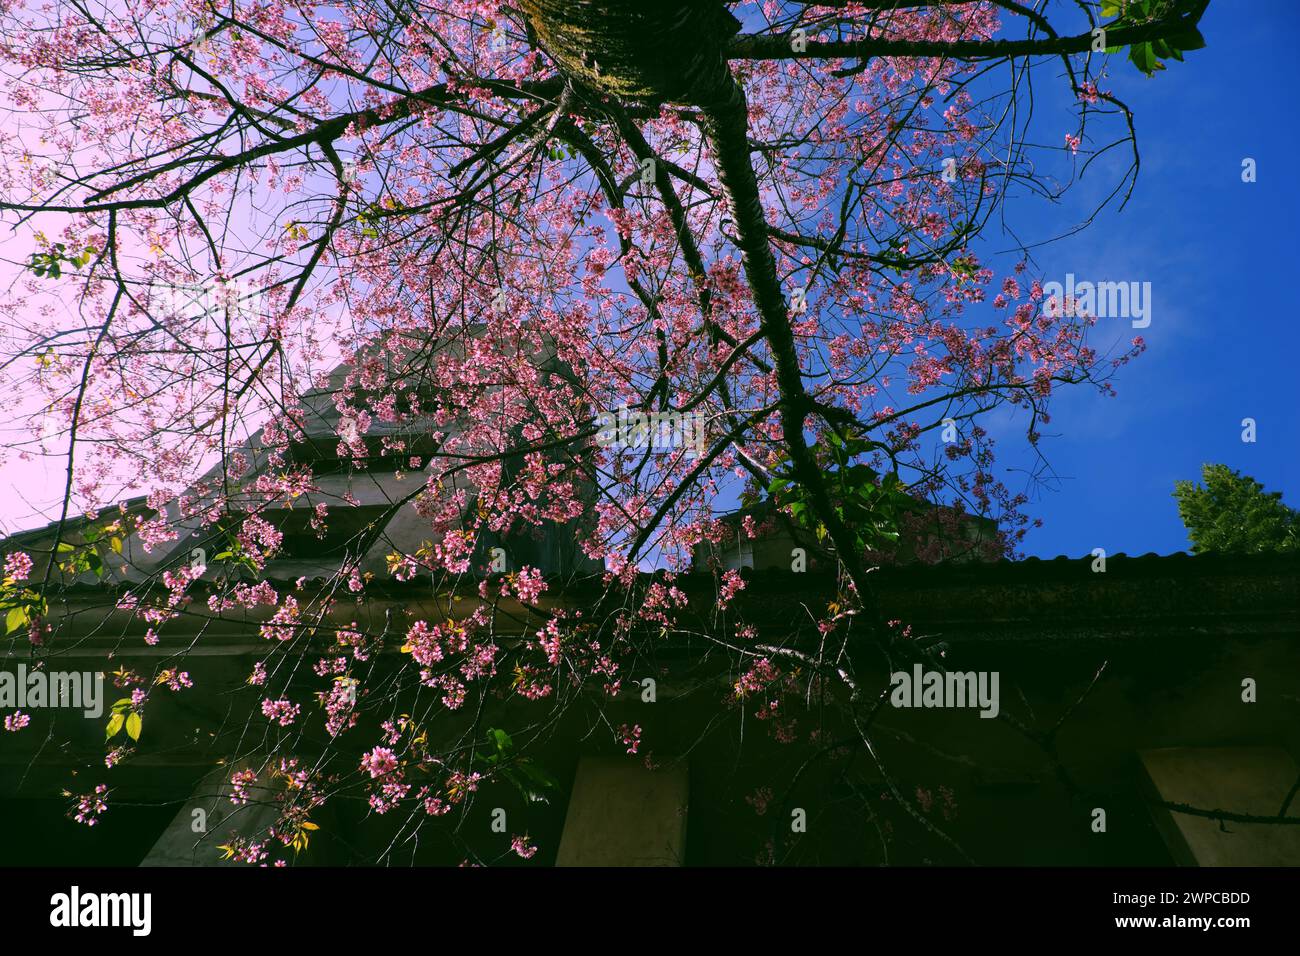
(983, 0, 1300, 558)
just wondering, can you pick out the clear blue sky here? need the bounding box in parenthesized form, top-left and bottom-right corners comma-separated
(983, 0, 1299, 558)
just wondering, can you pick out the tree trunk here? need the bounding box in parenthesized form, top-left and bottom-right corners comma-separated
(521, 0, 880, 603)
(518, 0, 740, 105)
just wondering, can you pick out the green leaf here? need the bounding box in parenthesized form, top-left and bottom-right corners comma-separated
(1128, 41, 1164, 75)
(517, 759, 560, 791)
(125, 712, 142, 741)
(1169, 26, 1205, 52)
(5, 606, 28, 635)
(105, 713, 124, 740)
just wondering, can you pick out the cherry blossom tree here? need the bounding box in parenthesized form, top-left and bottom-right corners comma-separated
(0, 0, 1221, 864)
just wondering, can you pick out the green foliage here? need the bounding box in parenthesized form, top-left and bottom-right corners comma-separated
(209, 519, 264, 574)
(357, 204, 382, 239)
(1173, 464, 1298, 554)
(28, 243, 97, 279)
(57, 540, 104, 579)
(105, 697, 141, 741)
(50, 518, 128, 581)
(475, 727, 560, 804)
(0, 573, 46, 638)
(767, 430, 915, 555)
(356, 198, 412, 239)
(1101, 0, 1206, 77)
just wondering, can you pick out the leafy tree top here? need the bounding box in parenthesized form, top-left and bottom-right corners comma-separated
(1174, 464, 1297, 554)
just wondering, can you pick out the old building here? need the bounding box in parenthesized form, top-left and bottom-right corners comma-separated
(2, 529, 1296, 865)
